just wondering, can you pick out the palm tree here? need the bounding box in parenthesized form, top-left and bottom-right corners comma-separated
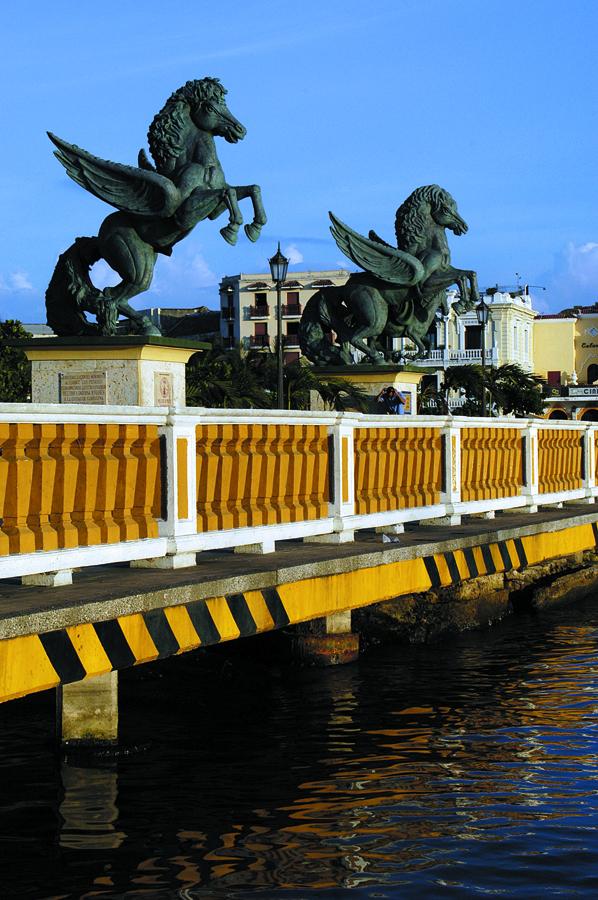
(186, 343, 370, 411)
(440, 364, 544, 417)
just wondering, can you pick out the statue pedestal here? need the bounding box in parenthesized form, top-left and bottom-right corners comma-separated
(20, 336, 206, 407)
(311, 366, 425, 414)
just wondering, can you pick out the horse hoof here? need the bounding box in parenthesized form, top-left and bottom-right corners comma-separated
(244, 223, 262, 243)
(220, 225, 239, 246)
(140, 316, 161, 336)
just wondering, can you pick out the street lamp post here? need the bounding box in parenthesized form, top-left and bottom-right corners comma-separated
(268, 243, 289, 409)
(476, 296, 490, 417)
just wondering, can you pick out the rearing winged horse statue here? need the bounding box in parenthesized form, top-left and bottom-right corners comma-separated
(299, 185, 479, 365)
(46, 77, 266, 336)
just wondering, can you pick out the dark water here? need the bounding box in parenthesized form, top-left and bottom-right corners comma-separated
(2, 596, 598, 899)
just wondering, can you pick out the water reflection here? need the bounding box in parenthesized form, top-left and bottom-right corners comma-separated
(59, 763, 125, 851)
(2, 601, 598, 897)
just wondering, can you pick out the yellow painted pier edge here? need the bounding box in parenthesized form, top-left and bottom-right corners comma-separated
(1, 519, 596, 704)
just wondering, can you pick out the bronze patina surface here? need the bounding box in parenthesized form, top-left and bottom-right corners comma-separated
(46, 78, 266, 337)
(299, 185, 479, 365)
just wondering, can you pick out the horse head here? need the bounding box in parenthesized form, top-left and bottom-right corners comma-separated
(147, 78, 246, 172)
(428, 186, 468, 236)
(189, 80, 247, 144)
(395, 185, 468, 253)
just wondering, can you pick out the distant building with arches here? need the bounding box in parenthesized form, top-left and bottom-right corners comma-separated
(535, 303, 598, 420)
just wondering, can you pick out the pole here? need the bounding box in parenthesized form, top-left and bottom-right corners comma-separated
(276, 279, 284, 408)
(481, 318, 486, 417)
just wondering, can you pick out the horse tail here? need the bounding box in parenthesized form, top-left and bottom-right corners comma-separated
(45, 237, 105, 336)
(299, 288, 345, 365)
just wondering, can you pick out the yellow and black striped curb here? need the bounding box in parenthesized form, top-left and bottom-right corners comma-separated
(1, 521, 597, 704)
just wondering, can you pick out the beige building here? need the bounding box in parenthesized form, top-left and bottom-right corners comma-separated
(534, 303, 598, 420)
(407, 287, 537, 373)
(219, 269, 350, 363)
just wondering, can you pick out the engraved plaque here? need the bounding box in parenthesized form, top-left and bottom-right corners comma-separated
(154, 372, 173, 406)
(60, 372, 107, 405)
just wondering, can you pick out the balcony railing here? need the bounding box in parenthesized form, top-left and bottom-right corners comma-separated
(248, 305, 270, 318)
(282, 304, 302, 317)
(1, 406, 594, 583)
(283, 334, 300, 347)
(409, 348, 497, 367)
(249, 334, 270, 348)
(222, 336, 235, 348)
(221, 307, 235, 320)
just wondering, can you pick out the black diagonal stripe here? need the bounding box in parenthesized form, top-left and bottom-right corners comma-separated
(143, 608, 180, 658)
(261, 588, 290, 628)
(463, 546, 479, 578)
(93, 620, 136, 669)
(186, 600, 221, 645)
(481, 544, 496, 575)
(227, 593, 258, 637)
(39, 630, 86, 684)
(444, 551, 460, 584)
(592, 522, 598, 547)
(498, 541, 513, 571)
(514, 537, 528, 567)
(424, 555, 442, 588)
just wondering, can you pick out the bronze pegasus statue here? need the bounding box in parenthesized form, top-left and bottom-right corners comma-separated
(299, 185, 479, 365)
(46, 77, 267, 336)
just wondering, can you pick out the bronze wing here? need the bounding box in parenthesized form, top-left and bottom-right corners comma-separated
(48, 133, 179, 217)
(329, 212, 424, 285)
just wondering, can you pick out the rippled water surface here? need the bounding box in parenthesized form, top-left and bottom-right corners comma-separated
(2, 596, 598, 898)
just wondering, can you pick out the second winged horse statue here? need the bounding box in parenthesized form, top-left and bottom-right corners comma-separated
(45, 77, 266, 336)
(299, 185, 479, 365)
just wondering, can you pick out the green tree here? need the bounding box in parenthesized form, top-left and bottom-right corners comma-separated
(439, 363, 544, 417)
(186, 344, 370, 411)
(0, 320, 32, 402)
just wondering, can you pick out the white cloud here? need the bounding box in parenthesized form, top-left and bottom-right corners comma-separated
(149, 246, 218, 297)
(88, 246, 218, 303)
(542, 241, 598, 309)
(284, 244, 304, 265)
(0, 271, 34, 291)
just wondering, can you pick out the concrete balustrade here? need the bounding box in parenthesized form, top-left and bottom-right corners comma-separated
(1, 403, 597, 582)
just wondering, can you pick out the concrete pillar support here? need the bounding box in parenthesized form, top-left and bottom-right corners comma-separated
(22, 569, 73, 587)
(234, 538, 276, 554)
(132, 552, 196, 570)
(58, 671, 118, 746)
(304, 420, 357, 545)
(140, 413, 198, 568)
(522, 424, 539, 512)
(292, 611, 359, 666)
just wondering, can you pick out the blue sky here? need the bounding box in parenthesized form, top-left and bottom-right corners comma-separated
(1, 0, 597, 322)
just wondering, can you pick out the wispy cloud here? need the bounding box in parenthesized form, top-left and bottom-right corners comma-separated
(542, 241, 598, 309)
(284, 244, 304, 265)
(149, 245, 218, 299)
(0, 271, 34, 291)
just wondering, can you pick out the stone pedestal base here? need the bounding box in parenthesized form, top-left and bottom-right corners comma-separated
(309, 366, 425, 414)
(20, 336, 205, 407)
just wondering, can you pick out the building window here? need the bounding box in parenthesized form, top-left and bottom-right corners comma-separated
(285, 351, 300, 364)
(254, 292, 268, 309)
(464, 325, 482, 349)
(588, 364, 598, 384)
(547, 370, 561, 386)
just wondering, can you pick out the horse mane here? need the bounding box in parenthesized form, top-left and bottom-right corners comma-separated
(147, 77, 226, 172)
(394, 185, 451, 254)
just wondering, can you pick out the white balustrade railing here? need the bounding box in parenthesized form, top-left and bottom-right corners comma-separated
(0, 403, 596, 582)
